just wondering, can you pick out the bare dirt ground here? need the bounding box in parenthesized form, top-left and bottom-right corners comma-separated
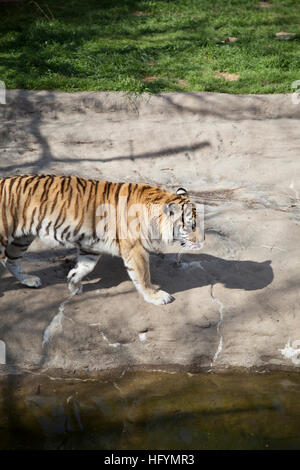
(0, 90, 299, 374)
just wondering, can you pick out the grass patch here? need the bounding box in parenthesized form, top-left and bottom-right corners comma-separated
(0, 0, 299, 93)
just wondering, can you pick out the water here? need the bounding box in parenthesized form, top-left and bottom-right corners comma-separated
(0, 370, 300, 450)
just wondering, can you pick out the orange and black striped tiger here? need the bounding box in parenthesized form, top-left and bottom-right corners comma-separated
(0, 175, 201, 305)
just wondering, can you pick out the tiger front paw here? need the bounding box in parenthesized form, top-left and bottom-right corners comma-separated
(21, 275, 42, 288)
(68, 281, 83, 295)
(67, 268, 83, 295)
(144, 289, 175, 306)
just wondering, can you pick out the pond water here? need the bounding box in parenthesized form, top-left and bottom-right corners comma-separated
(0, 370, 299, 450)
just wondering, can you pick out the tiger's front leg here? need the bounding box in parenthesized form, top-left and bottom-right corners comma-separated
(67, 251, 100, 295)
(122, 244, 174, 306)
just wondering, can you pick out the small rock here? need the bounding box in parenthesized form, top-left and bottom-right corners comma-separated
(275, 32, 296, 40)
(139, 332, 147, 342)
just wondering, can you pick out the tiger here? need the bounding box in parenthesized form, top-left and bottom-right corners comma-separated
(0, 175, 202, 305)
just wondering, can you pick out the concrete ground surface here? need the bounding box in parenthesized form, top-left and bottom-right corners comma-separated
(0, 90, 299, 374)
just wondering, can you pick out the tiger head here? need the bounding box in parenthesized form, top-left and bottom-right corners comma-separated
(160, 187, 204, 251)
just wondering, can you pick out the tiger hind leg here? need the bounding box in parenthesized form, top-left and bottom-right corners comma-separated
(5, 236, 42, 288)
(67, 250, 100, 295)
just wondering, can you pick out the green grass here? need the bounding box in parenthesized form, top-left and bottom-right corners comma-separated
(0, 0, 299, 93)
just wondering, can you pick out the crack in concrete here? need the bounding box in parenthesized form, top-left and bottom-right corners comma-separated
(210, 284, 225, 367)
(42, 301, 66, 348)
(27, 370, 102, 383)
(42, 296, 74, 348)
(262, 244, 287, 252)
(100, 331, 121, 348)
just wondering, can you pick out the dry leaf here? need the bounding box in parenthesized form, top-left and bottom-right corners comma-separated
(141, 76, 158, 82)
(275, 32, 295, 40)
(258, 1, 272, 8)
(215, 72, 240, 81)
(222, 37, 239, 43)
(147, 61, 158, 66)
(178, 79, 189, 86)
(132, 11, 147, 17)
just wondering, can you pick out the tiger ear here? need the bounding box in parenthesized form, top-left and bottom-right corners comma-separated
(176, 187, 187, 195)
(163, 203, 180, 217)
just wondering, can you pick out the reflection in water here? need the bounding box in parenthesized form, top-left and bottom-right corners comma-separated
(0, 371, 300, 450)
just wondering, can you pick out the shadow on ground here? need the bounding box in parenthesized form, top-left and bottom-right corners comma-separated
(0, 250, 273, 297)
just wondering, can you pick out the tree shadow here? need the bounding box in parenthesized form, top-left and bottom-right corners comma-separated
(1, 88, 213, 176)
